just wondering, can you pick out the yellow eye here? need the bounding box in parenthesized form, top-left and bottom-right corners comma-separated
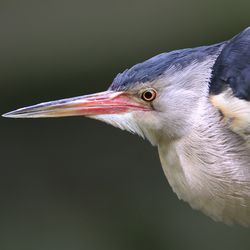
(141, 88, 157, 102)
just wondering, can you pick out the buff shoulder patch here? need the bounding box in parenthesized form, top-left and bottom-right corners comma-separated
(210, 89, 250, 136)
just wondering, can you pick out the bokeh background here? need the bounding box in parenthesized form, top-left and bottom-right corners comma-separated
(1, 0, 250, 249)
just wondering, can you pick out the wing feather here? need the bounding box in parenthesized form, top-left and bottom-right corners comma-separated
(210, 27, 250, 137)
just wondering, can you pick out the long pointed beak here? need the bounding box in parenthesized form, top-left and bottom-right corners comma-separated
(3, 91, 149, 118)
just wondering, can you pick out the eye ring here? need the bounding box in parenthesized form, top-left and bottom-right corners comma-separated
(141, 88, 157, 102)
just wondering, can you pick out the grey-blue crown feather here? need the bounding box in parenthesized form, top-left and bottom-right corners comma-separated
(110, 43, 224, 91)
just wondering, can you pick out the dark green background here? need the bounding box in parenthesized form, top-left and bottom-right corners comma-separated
(1, 1, 250, 249)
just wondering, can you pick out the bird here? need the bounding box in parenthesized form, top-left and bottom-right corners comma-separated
(3, 27, 250, 227)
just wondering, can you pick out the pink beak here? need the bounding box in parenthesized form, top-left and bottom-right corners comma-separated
(3, 90, 150, 118)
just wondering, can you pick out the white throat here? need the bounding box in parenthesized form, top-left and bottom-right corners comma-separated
(91, 113, 145, 138)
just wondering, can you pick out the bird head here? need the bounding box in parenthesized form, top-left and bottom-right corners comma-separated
(3, 46, 218, 145)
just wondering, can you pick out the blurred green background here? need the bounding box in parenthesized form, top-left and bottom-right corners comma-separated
(1, 0, 250, 249)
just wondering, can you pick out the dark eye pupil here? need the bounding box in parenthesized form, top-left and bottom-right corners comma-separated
(144, 91, 153, 99)
(141, 88, 157, 102)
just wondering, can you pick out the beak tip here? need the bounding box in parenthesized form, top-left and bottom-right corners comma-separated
(2, 112, 14, 118)
(2, 110, 23, 118)
(2, 112, 11, 118)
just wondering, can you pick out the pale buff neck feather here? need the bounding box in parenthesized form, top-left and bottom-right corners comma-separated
(158, 101, 250, 226)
